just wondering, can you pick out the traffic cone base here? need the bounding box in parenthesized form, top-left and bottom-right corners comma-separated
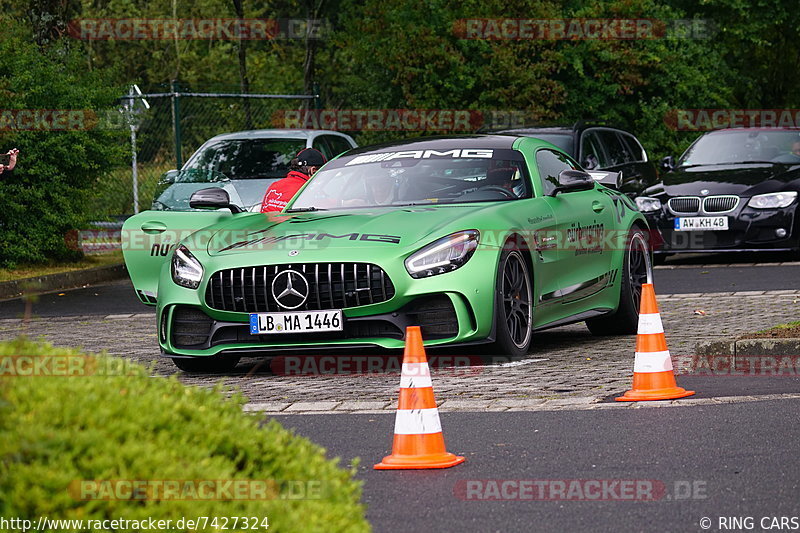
(375, 452, 466, 470)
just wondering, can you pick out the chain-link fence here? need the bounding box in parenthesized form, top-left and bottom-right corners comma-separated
(87, 85, 318, 219)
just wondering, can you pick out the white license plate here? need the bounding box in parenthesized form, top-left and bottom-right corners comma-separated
(249, 310, 343, 334)
(674, 216, 729, 231)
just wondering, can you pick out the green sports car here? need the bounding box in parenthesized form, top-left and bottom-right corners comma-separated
(121, 135, 653, 372)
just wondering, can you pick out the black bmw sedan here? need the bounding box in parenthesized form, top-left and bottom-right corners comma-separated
(636, 128, 800, 258)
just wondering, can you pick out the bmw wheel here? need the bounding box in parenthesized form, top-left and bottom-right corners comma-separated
(586, 227, 652, 336)
(491, 246, 533, 357)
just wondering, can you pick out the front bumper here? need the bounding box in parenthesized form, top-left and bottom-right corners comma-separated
(155, 247, 500, 357)
(644, 201, 799, 253)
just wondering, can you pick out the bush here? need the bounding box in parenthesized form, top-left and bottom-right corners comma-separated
(0, 338, 369, 533)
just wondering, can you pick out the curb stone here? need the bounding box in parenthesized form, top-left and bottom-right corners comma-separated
(245, 393, 800, 414)
(695, 337, 800, 357)
(0, 264, 127, 300)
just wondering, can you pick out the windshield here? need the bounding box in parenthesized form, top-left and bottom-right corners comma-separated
(679, 130, 800, 166)
(290, 148, 530, 211)
(183, 138, 307, 179)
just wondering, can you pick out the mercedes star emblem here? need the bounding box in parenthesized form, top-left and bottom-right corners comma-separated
(271, 269, 309, 310)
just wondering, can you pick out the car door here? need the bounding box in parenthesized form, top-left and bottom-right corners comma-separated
(618, 132, 659, 192)
(322, 134, 356, 157)
(534, 148, 617, 316)
(122, 210, 232, 304)
(311, 136, 334, 161)
(588, 128, 645, 197)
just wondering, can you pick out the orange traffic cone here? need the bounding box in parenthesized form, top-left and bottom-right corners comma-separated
(374, 326, 466, 470)
(616, 283, 695, 402)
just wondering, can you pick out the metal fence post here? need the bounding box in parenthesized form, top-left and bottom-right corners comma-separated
(128, 87, 139, 214)
(171, 80, 183, 169)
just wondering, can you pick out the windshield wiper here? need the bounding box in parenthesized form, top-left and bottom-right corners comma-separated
(679, 161, 775, 169)
(721, 161, 775, 165)
(285, 206, 326, 213)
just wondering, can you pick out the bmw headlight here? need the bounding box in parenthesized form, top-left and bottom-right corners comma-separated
(405, 230, 480, 279)
(747, 191, 798, 209)
(171, 245, 204, 289)
(635, 197, 662, 213)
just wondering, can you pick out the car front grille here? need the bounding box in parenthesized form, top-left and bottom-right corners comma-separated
(205, 263, 395, 313)
(667, 197, 701, 214)
(703, 195, 739, 213)
(667, 195, 740, 215)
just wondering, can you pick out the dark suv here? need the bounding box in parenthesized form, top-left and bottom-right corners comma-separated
(496, 122, 659, 197)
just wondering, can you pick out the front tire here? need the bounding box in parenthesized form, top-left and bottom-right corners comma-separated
(586, 227, 652, 336)
(490, 246, 533, 357)
(171, 354, 241, 373)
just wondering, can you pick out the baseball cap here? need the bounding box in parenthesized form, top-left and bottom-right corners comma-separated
(296, 148, 327, 167)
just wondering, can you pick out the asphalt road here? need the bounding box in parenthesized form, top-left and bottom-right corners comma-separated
(274, 400, 800, 533)
(1, 261, 798, 319)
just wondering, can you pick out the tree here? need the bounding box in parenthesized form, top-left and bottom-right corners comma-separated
(0, 18, 126, 267)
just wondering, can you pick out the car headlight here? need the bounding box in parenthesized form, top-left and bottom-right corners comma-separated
(171, 245, 204, 289)
(635, 197, 662, 213)
(747, 191, 798, 209)
(405, 230, 480, 279)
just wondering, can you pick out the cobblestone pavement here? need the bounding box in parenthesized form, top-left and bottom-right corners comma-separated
(2, 291, 798, 413)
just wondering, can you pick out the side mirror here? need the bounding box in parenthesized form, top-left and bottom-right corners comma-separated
(550, 169, 595, 196)
(582, 154, 599, 170)
(588, 170, 622, 190)
(159, 169, 179, 184)
(660, 156, 675, 172)
(189, 188, 245, 213)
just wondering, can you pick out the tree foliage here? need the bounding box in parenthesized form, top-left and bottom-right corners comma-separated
(0, 18, 125, 267)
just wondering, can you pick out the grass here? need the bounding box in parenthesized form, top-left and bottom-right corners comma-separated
(741, 321, 800, 339)
(0, 251, 123, 282)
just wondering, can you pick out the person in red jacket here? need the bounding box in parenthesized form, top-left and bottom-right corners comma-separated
(260, 148, 326, 213)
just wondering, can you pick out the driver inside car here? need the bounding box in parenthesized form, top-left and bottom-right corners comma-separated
(340, 169, 400, 207)
(483, 166, 526, 198)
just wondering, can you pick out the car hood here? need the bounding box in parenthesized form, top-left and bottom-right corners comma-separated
(201, 204, 501, 257)
(652, 163, 800, 197)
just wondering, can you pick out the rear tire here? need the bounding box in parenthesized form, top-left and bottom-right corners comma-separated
(489, 245, 533, 357)
(171, 354, 241, 373)
(586, 227, 652, 336)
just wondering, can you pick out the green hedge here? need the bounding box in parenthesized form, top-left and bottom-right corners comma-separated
(0, 338, 369, 532)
